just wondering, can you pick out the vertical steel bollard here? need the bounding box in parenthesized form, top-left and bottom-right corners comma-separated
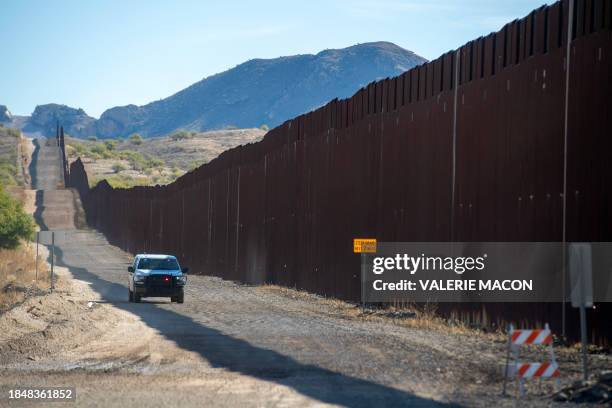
(51, 231, 55, 291)
(35, 231, 39, 283)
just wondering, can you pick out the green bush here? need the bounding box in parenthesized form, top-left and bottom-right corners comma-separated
(129, 133, 143, 145)
(189, 159, 208, 171)
(259, 124, 269, 131)
(0, 186, 35, 249)
(6, 128, 20, 138)
(0, 163, 17, 186)
(112, 162, 127, 173)
(170, 129, 192, 141)
(90, 143, 107, 156)
(104, 140, 118, 151)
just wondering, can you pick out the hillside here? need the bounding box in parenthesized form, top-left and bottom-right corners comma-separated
(65, 128, 265, 188)
(0, 126, 30, 187)
(6, 42, 426, 139)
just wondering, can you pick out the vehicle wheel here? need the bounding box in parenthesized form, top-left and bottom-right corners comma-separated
(134, 294, 141, 303)
(129, 289, 133, 302)
(170, 296, 177, 303)
(177, 290, 184, 304)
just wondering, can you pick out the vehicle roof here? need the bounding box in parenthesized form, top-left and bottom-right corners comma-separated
(135, 254, 177, 259)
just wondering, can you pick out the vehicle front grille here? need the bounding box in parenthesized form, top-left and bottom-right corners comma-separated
(147, 274, 173, 287)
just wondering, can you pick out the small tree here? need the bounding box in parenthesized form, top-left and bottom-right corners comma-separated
(259, 124, 269, 132)
(129, 133, 143, 145)
(0, 186, 35, 249)
(112, 163, 126, 173)
(170, 129, 192, 141)
(104, 140, 118, 151)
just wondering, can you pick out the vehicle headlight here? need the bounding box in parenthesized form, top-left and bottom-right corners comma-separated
(175, 276, 187, 285)
(133, 273, 146, 283)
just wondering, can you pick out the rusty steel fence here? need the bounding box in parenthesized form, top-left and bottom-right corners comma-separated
(67, 0, 612, 345)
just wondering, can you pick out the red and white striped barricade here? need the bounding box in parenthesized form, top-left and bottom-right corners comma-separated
(502, 323, 561, 397)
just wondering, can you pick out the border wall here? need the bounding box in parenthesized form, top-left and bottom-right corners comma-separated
(66, 0, 612, 345)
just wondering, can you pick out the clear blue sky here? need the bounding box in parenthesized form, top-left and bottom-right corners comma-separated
(0, 0, 554, 118)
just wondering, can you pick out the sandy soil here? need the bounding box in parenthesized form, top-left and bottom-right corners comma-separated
(0, 139, 609, 407)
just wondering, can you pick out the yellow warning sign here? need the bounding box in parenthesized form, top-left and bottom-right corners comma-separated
(353, 238, 377, 253)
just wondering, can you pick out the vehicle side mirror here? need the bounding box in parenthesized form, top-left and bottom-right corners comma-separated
(128, 266, 134, 273)
(181, 267, 189, 274)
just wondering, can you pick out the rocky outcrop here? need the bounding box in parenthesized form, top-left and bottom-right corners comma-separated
(26, 104, 96, 137)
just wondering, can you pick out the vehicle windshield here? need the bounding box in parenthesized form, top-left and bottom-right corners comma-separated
(137, 257, 179, 270)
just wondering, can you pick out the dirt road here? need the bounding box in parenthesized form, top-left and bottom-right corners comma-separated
(1, 139, 608, 407)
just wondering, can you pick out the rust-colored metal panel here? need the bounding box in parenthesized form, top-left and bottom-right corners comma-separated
(409, 68, 418, 103)
(535, 6, 547, 55)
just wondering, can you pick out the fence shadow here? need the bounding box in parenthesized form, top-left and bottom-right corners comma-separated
(53, 245, 457, 408)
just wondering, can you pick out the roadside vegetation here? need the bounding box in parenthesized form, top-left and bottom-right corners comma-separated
(0, 125, 48, 312)
(0, 186, 35, 249)
(0, 125, 26, 186)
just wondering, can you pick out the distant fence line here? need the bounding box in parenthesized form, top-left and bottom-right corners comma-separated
(66, 0, 612, 345)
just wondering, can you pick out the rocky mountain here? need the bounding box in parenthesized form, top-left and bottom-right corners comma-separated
(26, 104, 96, 137)
(8, 42, 426, 138)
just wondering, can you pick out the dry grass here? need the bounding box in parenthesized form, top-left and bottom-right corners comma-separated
(260, 284, 499, 338)
(0, 242, 49, 312)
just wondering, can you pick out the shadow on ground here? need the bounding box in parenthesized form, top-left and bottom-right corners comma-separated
(53, 245, 457, 408)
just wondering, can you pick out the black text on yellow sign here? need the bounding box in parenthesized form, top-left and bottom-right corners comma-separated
(354, 238, 377, 253)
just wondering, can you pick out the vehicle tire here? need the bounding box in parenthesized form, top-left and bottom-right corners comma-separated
(177, 290, 184, 304)
(170, 296, 177, 303)
(134, 294, 141, 303)
(129, 289, 133, 302)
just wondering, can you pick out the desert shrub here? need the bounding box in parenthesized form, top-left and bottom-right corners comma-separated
(259, 124, 269, 131)
(0, 163, 17, 186)
(90, 143, 107, 156)
(112, 162, 127, 173)
(171, 166, 182, 177)
(6, 128, 20, 138)
(68, 141, 89, 158)
(0, 186, 35, 249)
(87, 136, 97, 141)
(189, 159, 208, 171)
(89, 143, 112, 159)
(90, 174, 150, 189)
(129, 133, 143, 145)
(170, 129, 192, 141)
(104, 140, 118, 151)
(148, 157, 164, 168)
